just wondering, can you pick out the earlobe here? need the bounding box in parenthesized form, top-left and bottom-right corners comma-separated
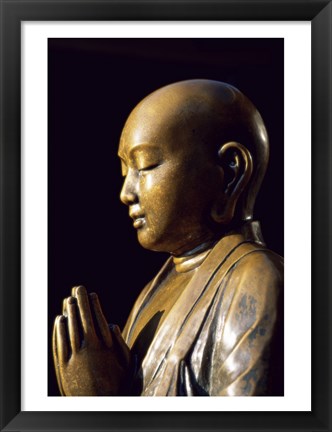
(211, 142, 253, 224)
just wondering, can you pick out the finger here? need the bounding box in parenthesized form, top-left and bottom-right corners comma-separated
(52, 318, 65, 396)
(111, 324, 131, 365)
(67, 297, 81, 353)
(89, 293, 112, 348)
(62, 298, 68, 316)
(55, 315, 69, 364)
(72, 285, 97, 343)
(71, 285, 81, 298)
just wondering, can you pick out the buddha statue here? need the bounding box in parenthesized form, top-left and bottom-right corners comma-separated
(53, 79, 283, 396)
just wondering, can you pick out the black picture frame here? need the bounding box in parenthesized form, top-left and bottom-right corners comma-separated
(0, 1, 331, 431)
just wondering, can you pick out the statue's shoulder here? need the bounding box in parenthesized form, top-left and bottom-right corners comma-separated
(207, 242, 283, 323)
(220, 245, 283, 317)
(211, 236, 283, 290)
(234, 245, 284, 286)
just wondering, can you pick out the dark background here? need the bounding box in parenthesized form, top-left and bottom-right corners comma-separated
(48, 38, 284, 395)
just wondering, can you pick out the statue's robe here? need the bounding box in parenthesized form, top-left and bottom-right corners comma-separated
(122, 229, 283, 396)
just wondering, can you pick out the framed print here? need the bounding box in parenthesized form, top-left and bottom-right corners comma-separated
(47, 36, 285, 401)
(0, 1, 331, 431)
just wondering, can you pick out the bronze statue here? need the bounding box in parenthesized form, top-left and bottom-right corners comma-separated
(53, 79, 283, 396)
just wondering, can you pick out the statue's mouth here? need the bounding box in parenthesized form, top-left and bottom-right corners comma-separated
(129, 207, 145, 229)
(133, 217, 145, 229)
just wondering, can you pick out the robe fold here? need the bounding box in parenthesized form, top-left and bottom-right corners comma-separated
(123, 232, 283, 396)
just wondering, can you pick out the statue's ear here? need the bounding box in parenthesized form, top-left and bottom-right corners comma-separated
(211, 141, 253, 224)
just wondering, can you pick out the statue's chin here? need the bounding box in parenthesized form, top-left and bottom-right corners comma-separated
(136, 237, 169, 254)
(136, 224, 217, 255)
(136, 230, 176, 254)
(136, 230, 160, 252)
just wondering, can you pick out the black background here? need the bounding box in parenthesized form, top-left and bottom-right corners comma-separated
(48, 38, 284, 395)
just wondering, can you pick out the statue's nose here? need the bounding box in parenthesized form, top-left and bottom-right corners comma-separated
(120, 169, 139, 206)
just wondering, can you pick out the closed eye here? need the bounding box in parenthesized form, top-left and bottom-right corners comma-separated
(139, 163, 161, 172)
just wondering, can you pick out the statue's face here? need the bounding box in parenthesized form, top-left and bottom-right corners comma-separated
(118, 80, 268, 253)
(118, 103, 222, 255)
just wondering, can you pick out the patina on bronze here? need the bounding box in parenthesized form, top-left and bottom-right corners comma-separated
(53, 80, 283, 396)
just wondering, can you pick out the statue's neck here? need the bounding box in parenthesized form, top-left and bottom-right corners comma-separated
(172, 240, 215, 273)
(171, 220, 265, 273)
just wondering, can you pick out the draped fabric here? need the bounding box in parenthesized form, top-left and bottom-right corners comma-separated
(123, 233, 283, 396)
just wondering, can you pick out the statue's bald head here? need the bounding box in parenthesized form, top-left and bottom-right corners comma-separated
(120, 80, 269, 224)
